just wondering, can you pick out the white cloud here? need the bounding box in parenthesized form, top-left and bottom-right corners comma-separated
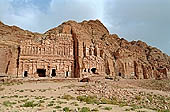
(49, 0, 105, 22)
(0, 0, 170, 55)
(0, 0, 40, 31)
(103, 0, 170, 55)
(0, 0, 106, 33)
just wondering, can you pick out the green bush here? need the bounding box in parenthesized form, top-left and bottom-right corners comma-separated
(100, 97, 117, 104)
(21, 101, 37, 107)
(135, 95, 142, 101)
(147, 96, 153, 102)
(47, 101, 55, 106)
(77, 95, 119, 105)
(3, 101, 16, 107)
(61, 94, 75, 101)
(63, 107, 70, 112)
(39, 100, 45, 103)
(79, 107, 90, 112)
(70, 102, 79, 106)
(118, 101, 128, 107)
(47, 103, 54, 107)
(55, 105, 62, 109)
(77, 95, 99, 104)
(56, 100, 67, 104)
(19, 90, 24, 92)
(103, 106, 112, 111)
(157, 109, 170, 112)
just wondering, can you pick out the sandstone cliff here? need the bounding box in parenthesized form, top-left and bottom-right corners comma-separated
(0, 20, 169, 79)
(44, 19, 169, 79)
(0, 21, 41, 76)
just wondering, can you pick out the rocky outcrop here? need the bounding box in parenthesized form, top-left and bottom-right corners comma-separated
(43, 20, 170, 79)
(0, 20, 169, 79)
(0, 21, 41, 77)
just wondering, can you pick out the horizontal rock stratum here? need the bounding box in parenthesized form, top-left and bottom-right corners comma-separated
(0, 19, 169, 79)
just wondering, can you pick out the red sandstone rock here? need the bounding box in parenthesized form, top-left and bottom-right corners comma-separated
(0, 20, 169, 79)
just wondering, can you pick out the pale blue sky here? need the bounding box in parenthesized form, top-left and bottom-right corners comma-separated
(0, 0, 170, 55)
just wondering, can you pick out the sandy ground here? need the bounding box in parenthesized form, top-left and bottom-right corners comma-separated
(0, 78, 163, 112)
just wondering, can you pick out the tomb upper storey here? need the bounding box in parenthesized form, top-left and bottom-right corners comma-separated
(20, 33, 74, 59)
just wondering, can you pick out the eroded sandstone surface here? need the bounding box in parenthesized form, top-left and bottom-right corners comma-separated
(0, 20, 169, 79)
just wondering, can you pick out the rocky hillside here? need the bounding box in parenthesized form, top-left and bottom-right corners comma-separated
(0, 21, 41, 76)
(0, 20, 169, 79)
(45, 19, 170, 79)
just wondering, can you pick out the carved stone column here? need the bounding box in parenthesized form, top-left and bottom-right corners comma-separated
(18, 61, 23, 77)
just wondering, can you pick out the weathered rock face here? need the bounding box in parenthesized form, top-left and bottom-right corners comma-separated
(0, 20, 169, 79)
(146, 47, 170, 70)
(0, 21, 41, 76)
(45, 20, 108, 78)
(0, 46, 12, 74)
